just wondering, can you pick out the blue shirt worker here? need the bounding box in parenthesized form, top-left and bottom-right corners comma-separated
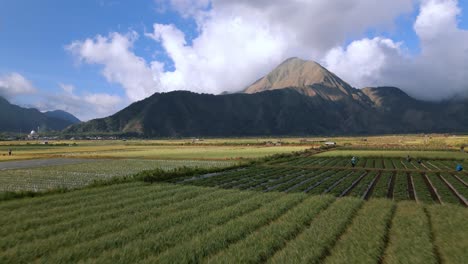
(456, 164, 463, 172)
(351, 156, 357, 167)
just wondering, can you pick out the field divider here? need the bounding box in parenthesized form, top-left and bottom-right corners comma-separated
(408, 173, 417, 202)
(0, 181, 141, 212)
(28, 188, 258, 263)
(204, 196, 335, 263)
(339, 171, 367, 197)
(0, 185, 203, 250)
(423, 207, 443, 264)
(426, 161, 441, 170)
(322, 200, 396, 264)
(260, 164, 455, 174)
(0, 186, 225, 262)
(304, 171, 342, 193)
(73, 190, 272, 263)
(267, 198, 364, 264)
(452, 174, 468, 187)
(264, 171, 308, 192)
(151, 194, 306, 263)
(322, 171, 354, 195)
(437, 174, 468, 207)
(387, 172, 396, 199)
(284, 170, 328, 193)
(363, 171, 382, 200)
(423, 174, 442, 204)
(0, 184, 185, 237)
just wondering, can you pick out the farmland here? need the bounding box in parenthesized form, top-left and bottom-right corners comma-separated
(0, 182, 466, 263)
(0, 135, 466, 263)
(172, 155, 468, 206)
(0, 159, 236, 192)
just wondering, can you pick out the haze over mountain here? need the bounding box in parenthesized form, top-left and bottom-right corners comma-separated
(0, 96, 80, 133)
(44, 110, 81, 124)
(64, 57, 468, 137)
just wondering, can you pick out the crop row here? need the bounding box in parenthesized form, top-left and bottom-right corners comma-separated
(182, 166, 467, 205)
(269, 156, 465, 172)
(0, 159, 237, 192)
(1, 183, 466, 263)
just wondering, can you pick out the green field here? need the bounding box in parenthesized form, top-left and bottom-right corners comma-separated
(0, 142, 309, 162)
(0, 183, 466, 263)
(0, 159, 236, 192)
(0, 136, 467, 263)
(316, 150, 468, 160)
(175, 156, 467, 206)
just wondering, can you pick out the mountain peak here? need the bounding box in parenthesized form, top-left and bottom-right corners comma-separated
(243, 57, 354, 98)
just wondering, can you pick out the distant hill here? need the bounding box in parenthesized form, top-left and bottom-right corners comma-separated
(0, 96, 77, 133)
(44, 110, 80, 124)
(66, 57, 468, 136)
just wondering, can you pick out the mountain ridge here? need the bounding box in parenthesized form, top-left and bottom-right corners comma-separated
(0, 96, 79, 133)
(65, 57, 468, 136)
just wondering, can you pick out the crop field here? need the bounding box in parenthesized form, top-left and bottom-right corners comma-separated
(175, 156, 467, 206)
(0, 159, 236, 192)
(0, 182, 466, 263)
(0, 141, 309, 162)
(316, 149, 468, 160)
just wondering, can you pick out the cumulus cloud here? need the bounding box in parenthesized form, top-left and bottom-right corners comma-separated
(69, 0, 414, 97)
(66, 32, 160, 101)
(323, 0, 468, 100)
(323, 38, 403, 88)
(37, 83, 123, 121)
(0, 72, 37, 100)
(69, 0, 467, 103)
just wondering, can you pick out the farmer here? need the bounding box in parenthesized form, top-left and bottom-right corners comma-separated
(351, 156, 357, 167)
(8, 149, 11, 156)
(456, 164, 463, 172)
(417, 159, 422, 165)
(406, 155, 411, 162)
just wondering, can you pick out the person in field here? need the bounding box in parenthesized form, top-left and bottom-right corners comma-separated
(406, 155, 411, 162)
(456, 164, 463, 172)
(351, 156, 356, 167)
(8, 149, 11, 156)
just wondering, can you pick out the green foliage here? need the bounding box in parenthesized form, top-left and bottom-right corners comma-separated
(0, 183, 466, 263)
(383, 202, 436, 264)
(134, 164, 244, 183)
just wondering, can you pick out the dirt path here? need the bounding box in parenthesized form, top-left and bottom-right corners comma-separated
(0, 158, 96, 170)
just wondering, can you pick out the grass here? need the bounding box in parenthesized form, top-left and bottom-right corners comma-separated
(323, 199, 395, 264)
(205, 195, 334, 263)
(0, 143, 309, 162)
(268, 198, 363, 264)
(427, 203, 468, 264)
(383, 201, 437, 264)
(0, 182, 466, 263)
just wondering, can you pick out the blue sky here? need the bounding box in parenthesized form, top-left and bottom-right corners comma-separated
(1, 0, 467, 120)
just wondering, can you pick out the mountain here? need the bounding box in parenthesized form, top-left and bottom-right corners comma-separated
(66, 58, 468, 136)
(44, 110, 80, 124)
(244, 57, 371, 103)
(0, 97, 76, 133)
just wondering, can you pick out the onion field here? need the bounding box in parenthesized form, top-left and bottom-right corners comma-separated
(0, 182, 466, 263)
(175, 156, 467, 206)
(0, 159, 237, 192)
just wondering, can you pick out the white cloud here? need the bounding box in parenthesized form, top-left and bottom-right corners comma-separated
(143, 0, 414, 94)
(69, 0, 467, 103)
(38, 83, 123, 121)
(0, 72, 37, 100)
(323, 38, 403, 88)
(66, 32, 159, 102)
(323, 0, 468, 100)
(69, 0, 414, 97)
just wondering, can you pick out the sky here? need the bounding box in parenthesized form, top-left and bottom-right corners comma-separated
(0, 0, 467, 120)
